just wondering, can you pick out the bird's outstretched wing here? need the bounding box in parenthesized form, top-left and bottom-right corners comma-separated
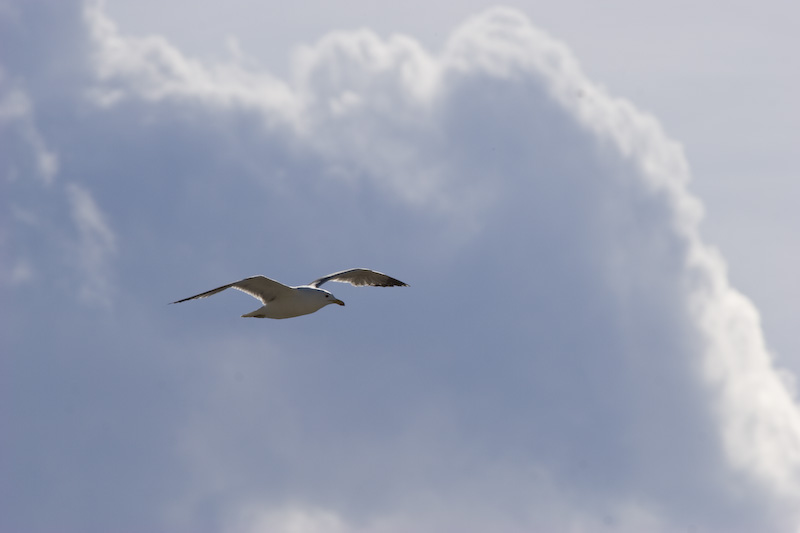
(309, 268, 408, 288)
(171, 276, 293, 305)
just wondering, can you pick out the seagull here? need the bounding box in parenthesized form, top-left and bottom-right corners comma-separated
(171, 268, 408, 319)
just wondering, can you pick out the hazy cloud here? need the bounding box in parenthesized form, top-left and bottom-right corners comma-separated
(0, 77, 59, 184)
(64, 182, 117, 305)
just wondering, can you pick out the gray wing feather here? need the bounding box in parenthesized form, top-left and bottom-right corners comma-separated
(171, 276, 292, 305)
(309, 268, 408, 288)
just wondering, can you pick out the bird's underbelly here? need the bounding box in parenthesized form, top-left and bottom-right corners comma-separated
(245, 298, 326, 319)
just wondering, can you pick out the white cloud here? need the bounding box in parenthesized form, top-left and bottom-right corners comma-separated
(83, 0, 297, 120)
(690, 245, 800, 499)
(3, 2, 800, 532)
(83, 2, 800, 529)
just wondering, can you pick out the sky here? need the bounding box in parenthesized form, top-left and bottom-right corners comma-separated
(2, 1, 799, 532)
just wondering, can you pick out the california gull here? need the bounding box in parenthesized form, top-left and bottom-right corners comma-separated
(171, 268, 408, 319)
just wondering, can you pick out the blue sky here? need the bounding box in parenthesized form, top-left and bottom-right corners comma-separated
(3, 1, 800, 532)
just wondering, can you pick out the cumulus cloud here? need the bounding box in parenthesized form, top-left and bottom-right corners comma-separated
(3, 2, 799, 532)
(84, 0, 296, 116)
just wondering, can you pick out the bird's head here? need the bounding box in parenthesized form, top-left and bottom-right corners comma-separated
(320, 289, 345, 307)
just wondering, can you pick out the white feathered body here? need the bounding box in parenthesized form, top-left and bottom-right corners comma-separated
(242, 287, 342, 319)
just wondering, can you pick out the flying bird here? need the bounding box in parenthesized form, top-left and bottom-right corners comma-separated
(171, 268, 408, 319)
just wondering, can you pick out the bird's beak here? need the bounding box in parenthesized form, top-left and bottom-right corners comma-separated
(334, 299, 345, 306)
